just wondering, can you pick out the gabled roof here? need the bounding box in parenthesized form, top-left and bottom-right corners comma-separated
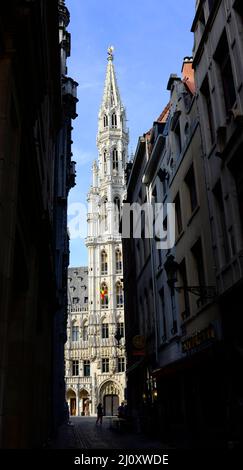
(156, 102, 171, 123)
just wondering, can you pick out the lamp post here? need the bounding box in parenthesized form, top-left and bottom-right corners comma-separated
(164, 254, 217, 302)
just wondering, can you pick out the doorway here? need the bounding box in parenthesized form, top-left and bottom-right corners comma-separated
(104, 394, 119, 416)
(70, 398, 76, 416)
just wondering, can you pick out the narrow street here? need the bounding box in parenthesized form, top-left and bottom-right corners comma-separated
(50, 417, 170, 450)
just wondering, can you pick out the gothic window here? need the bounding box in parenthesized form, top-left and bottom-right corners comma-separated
(115, 249, 122, 274)
(111, 113, 117, 128)
(84, 360, 90, 377)
(103, 114, 108, 128)
(116, 281, 123, 308)
(102, 322, 109, 339)
(102, 358, 109, 373)
(72, 360, 79, 376)
(101, 198, 108, 232)
(122, 150, 126, 167)
(114, 197, 121, 230)
(83, 321, 88, 341)
(72, 324, 79, 342)
(112, 148, 118, 171)
(104, 150, 107, 174)
(101, 250, 108, 275)
(117, 357, 125, 373)
(117, 322, 124, 338)
(100, 282, 108, 309)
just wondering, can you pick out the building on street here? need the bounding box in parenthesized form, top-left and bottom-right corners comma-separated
(65, 48, 127, 417)
(191, 0, 243, 445)
(123, 0, 243, 448)
(0, 0, 77, 447)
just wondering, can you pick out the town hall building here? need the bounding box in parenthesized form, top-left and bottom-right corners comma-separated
(65, 47, 128, 416)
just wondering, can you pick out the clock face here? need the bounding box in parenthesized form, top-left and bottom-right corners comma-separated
(132, 335, 145, 350)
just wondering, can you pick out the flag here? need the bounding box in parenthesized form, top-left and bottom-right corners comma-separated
(100, 287, 108, 300)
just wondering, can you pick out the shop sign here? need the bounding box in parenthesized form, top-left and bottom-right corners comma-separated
(182, 324, 216, 354)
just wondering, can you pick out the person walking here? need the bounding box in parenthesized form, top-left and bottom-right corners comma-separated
(118, 402, 125, 419)
(96, 403, 103, 425)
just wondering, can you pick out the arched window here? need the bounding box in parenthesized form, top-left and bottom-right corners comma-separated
(83, 321, 88, 341)
(111, 113, 117, 128)
(104, 150, 107, 174)
(115, 249, 122, 274)
(116, 281, 123, 308)
(122, 150, 126, 168)
(100, 282, 108, 309)
(114, 197, 121, 231)
(101, 321, 109, 339)
(112, 148, 118, 171)
(101, 198, 108, 232)
(101, 250, 108, 275)
(103, 114, 108, 128)
(72, 322, 79, 342)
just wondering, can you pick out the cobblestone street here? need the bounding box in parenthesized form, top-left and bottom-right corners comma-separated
(49, 417, 170, 450)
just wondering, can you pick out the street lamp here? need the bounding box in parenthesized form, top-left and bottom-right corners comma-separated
(164, 254, 217, 301)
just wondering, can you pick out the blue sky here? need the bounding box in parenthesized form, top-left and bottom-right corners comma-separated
(66, 0, 196, 267)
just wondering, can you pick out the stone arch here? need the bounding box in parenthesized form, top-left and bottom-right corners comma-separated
(66, 388, 77, 417)
(98, 380, 123, 416)
(79, 388, 91, 416)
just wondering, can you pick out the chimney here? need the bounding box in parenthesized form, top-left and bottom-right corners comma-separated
(181, 57, 195, 94)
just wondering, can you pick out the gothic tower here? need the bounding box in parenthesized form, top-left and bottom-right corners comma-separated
(85, 47, 128, 415)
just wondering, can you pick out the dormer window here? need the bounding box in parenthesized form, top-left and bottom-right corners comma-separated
(111, 113, 117, 128)
(103, 114, 108, 128)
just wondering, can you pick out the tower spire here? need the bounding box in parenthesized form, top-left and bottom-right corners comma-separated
(101, 46, 121, 109)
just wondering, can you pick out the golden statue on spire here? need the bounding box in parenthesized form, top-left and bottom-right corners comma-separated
(107, 46, 114, 61)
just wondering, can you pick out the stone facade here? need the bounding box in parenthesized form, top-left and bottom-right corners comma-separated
(0, 0, 77, 447)
(65, 49, 128, 417)
(123, 0, 243, 447)
(191, 0, 243, 445)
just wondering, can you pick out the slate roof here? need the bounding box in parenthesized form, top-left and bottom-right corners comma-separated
(67, 266, 88, 310)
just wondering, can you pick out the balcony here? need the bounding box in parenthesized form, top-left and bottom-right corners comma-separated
(65, 376, 92, 386)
